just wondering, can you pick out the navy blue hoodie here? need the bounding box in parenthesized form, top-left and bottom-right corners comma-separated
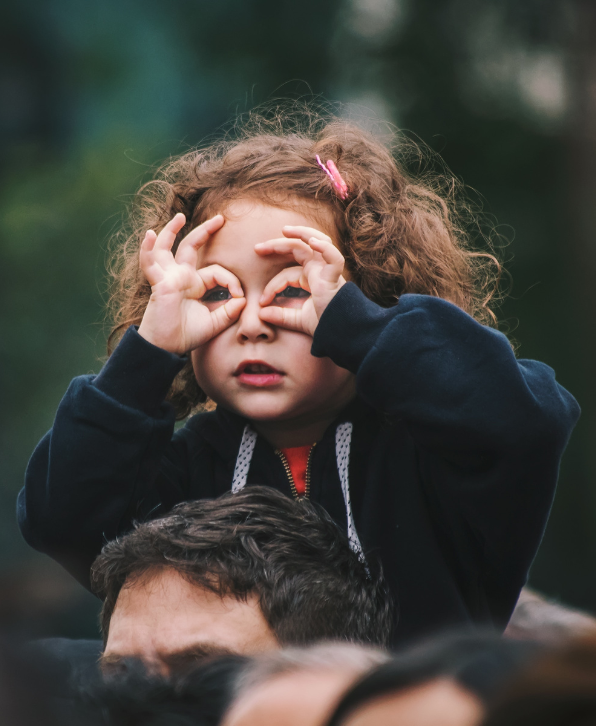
(18, 284, 580, 645)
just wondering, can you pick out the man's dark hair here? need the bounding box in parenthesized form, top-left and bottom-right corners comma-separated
(91, 487, 394, 647)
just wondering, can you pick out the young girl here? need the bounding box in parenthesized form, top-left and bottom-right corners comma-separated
(19, 109, 579, 645)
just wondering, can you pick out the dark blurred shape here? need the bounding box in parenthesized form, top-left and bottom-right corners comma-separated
(0, 564, 100, 640)
(0, 568, 103, 720)
(482, 633, 596, 726)
(25, 638, 103, 699)
(0, 634, 63, 726)
(74, 655, 247, 726)
(0, 635, 245, 726)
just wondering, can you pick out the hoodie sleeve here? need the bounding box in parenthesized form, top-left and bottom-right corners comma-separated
(17, 327, 190, 588)
(312, 283, 580, 614)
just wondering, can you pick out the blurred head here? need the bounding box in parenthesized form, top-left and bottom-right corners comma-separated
(325, 631, 540, 726)
(482, 633, 596, 726)
(108, 104, 500, 418)
(333, 678, 483, 726)
(91, 487, 393, 674)
(222, 643, 389, 726)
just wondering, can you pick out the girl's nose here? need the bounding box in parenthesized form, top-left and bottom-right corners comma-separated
(236, 298, 273, 343)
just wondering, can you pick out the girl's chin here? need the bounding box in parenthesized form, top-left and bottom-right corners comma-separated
(235, 406, 300, 422)
(219, 396, 305, 423)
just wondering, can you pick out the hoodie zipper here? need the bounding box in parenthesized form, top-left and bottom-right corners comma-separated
(275, 444, 316, 500)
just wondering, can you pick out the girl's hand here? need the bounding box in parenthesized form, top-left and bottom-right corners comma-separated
(138, 213, 245, 355)
(255, 225, 346, 337)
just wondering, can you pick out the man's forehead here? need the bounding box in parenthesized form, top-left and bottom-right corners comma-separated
(104, 569, 278, 662)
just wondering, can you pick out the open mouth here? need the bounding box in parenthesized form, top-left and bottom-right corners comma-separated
(234, 360, 284, 387)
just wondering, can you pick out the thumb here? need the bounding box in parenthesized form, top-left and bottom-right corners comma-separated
(209, 297, 246, 336)
(259, 306, 311, 334)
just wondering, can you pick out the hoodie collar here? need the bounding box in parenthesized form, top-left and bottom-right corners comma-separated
(192, 395, 374, 459)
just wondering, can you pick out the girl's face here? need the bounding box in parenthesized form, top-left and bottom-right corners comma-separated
(191, 199, 355, 424)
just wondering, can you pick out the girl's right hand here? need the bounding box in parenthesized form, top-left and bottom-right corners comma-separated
(137, 213, 245, 355)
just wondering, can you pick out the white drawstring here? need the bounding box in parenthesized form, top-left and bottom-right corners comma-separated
(335, 422, 366, 564)
(231, 423, 366, 563)
(231, 426, 258, 493)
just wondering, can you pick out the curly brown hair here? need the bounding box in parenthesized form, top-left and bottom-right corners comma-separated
(107, 104, 502, 418)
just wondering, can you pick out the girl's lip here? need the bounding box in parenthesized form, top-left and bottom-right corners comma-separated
(233, 360, 284, 376)
(236, 372, 284, 387)
(233, 360, 285, 388)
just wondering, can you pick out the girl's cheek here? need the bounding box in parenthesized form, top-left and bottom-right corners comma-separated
(201, 300, 229, 312)
(190, 343, 218, 384)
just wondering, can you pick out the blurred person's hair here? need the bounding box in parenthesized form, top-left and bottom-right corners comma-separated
(325, 630, 541, 726)
(233, 642, 389, 697)
(91, 487, 394, 647)
(75, 655, 247, 726)
(505, 588, 596, 644)
(107, 102, 503, 417)
(481, 633, 596, 726)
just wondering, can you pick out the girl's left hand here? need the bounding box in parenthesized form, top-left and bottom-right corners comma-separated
(255, 225, 346, 336)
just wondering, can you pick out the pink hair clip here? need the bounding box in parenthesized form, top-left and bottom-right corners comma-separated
(316, 154, 349, 200)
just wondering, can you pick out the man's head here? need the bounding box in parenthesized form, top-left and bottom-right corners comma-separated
(91, 487, 393, 672)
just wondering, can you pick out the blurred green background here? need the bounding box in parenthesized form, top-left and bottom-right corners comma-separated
(2, 0, 595, 638)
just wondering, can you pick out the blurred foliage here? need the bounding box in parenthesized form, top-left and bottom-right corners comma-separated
(1, 0, 595, 637)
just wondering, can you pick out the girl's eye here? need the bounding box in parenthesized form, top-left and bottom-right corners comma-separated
(275, 286, 310, 299)
(202, 287, 231, 303)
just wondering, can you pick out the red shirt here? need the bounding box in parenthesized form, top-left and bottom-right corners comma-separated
(280, 444, 313, 497)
